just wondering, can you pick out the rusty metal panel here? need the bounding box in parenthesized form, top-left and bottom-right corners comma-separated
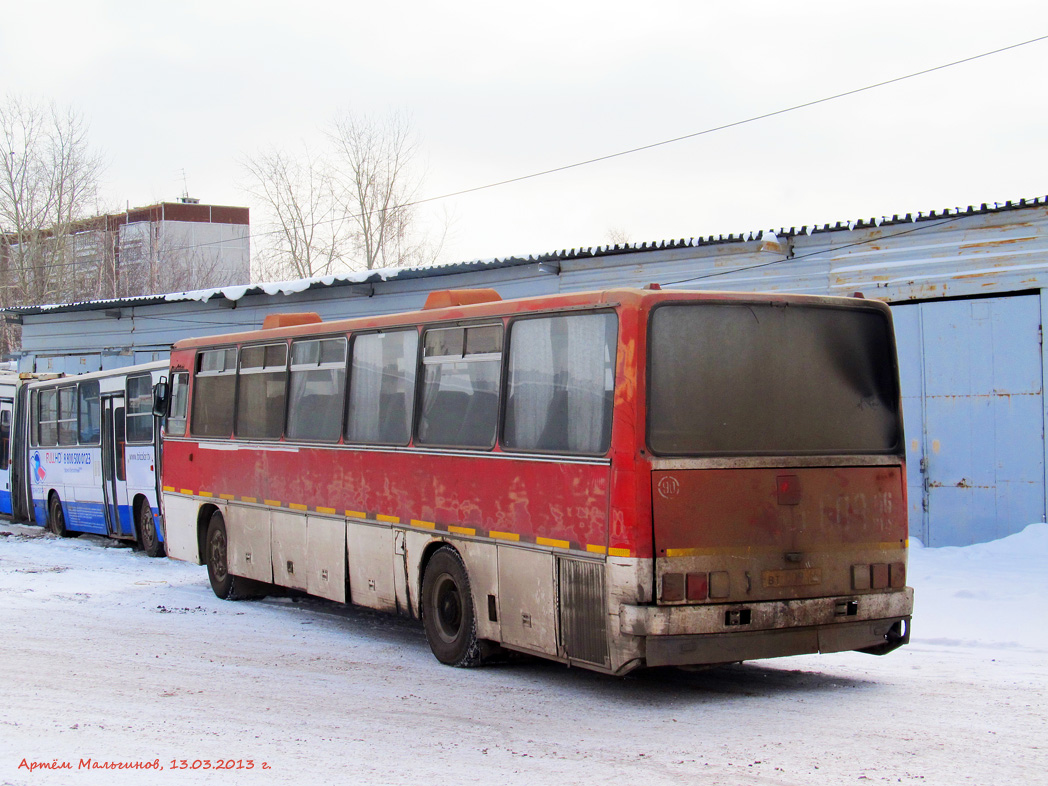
(497, 546, 558, 656)
(559, 241, 833, 296)
(890, 303, 928, 542)
(651, 466, 907, 603)
(917, 294, 1044, 545)
(346, 520, 396, 611)
(304, 514, 346, 604)
(828, 207, 1048, 302)
(271, 509, 309, 591)
(227, 503, 273, 583)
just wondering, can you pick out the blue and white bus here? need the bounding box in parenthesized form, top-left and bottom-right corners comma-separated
(26, 361, 168, 556)
(0, 371, 24, 518)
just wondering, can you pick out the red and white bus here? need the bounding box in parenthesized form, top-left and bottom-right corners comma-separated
(158, 287, 913, 674)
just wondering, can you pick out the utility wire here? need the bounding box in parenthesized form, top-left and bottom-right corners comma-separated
(399, 34, 1048, 210)
(4, 33, 1047, 272)
(159, 31, 1048, 259)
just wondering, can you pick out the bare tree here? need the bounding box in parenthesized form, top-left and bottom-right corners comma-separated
(0, 96, 105, 353)
(154, 228, 240, 293)
(244, 111, 445, 280)
(0, 97, 105, 301)
(329, 111, 426, 271)
(241, 145, 346, 280)
(605, 226, 633, 247)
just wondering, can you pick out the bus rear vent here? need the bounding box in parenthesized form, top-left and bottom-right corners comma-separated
(262, 312, 323, 329)
(423, 289, 501, 310)
(558, 558, 609, 667)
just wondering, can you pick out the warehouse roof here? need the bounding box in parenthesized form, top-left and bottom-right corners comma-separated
(5, 194, 1046, 316)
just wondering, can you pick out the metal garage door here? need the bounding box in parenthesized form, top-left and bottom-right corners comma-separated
(892, 294, 1044, 546)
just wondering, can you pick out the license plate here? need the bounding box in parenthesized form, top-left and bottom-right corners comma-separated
(762, 568, 823, 588)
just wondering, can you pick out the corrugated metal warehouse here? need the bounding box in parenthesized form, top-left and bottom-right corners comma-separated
(7, 196, 1048, 548)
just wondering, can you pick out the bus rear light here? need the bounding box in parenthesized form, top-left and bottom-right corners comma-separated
(686, 572, 709, 600)
(661, 573, 685, 602)
(851, 564, 871, 591)
(709, 571, 730, 599)
(776, 474, 801, 505)
(890, 562, 906, 588)
(870, 563, 890, 589)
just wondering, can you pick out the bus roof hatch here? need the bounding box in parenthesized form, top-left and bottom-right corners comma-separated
(262, 312, 323, 329)
(423, 289, 502, 310)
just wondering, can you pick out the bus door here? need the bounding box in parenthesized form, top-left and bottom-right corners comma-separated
(101, 394, 131, 537)
(0, 398, 12, 516)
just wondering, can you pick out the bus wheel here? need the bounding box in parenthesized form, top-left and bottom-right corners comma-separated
(421, 547, 482, 667)
(205, 511, 264, 600)
(48, 494, 79, 538)
(136, 502, 165, 558)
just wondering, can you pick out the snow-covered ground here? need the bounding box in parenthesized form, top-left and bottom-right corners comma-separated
(0, 523, 1045, 786)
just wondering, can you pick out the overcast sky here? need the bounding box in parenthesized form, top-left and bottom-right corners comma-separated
(4, 0, 1048, 273)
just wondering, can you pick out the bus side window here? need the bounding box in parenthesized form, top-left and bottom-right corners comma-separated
(114, 406, 126, 482)
(346, 331, 417, 446)
(166, 372, 189, 437)
(236, 343, 288, 440)
(417, 325, 502, 449)
(503, 312, 617, 455)
(288, 337, 347, 441)
(192, 348, 237, 437)
(125, 374, 154, 444)
(36, 390, 56, 447)
(0, 406, 10, 468)
(78, 380, 101, 445)
(57, 387, 77, 446)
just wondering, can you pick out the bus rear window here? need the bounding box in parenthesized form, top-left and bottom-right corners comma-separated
(648, 302, 901, 456)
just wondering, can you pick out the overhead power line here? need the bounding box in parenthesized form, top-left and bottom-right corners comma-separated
(401, 34, 1048, 211)
(5, 32, 1048, 273)
(171, 31, 1048, 259)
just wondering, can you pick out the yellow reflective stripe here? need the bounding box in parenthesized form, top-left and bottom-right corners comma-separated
(665, 541, 904, 558)
(448, 525, 476, 536)
(166, 489, 631, 556)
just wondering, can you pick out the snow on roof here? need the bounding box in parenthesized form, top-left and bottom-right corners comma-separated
(7, 194, 1047, 316)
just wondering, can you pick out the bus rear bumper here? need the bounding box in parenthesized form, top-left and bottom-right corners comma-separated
(620, 588, 913, 667)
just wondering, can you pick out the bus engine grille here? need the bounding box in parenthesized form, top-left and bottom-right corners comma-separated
(558, 558, 609, 667)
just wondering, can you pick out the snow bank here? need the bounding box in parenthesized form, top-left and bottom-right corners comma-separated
(1, 522, 1045, 786)
(908, 522, 1048, 650)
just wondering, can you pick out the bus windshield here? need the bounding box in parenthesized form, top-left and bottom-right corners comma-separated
(648, 301, 901, 456)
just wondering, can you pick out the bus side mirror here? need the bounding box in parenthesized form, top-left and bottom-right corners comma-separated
(152, 379, 170, 418)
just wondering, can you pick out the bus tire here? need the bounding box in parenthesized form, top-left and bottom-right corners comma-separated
(136, 501, 165, 558)
(421, 546, 482, 667)
(48, 494, 79, 538)
(205, 511, 266, 600)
